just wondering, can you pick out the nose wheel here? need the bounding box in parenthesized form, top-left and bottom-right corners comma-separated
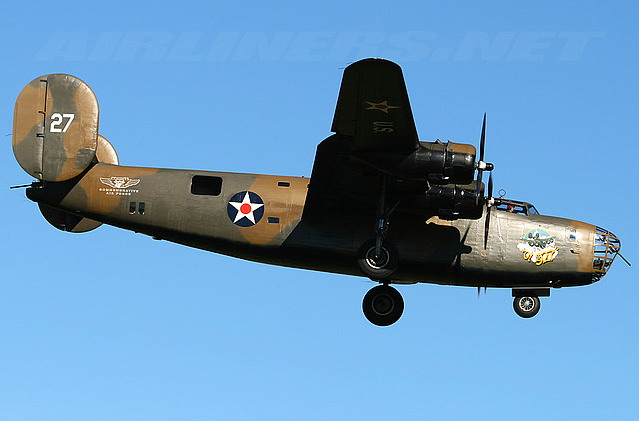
(362, 284, 404, 326)
(513, 296, 541, 318)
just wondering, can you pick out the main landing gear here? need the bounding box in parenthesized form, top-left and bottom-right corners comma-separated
(362, 284, 404, 326)
(357, 239, 398, 281)
(357, 177, 404, 326)
(358, 176, 399, 281)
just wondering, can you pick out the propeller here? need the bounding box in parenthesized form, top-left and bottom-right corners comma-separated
(483, 173, 494, 253)
(471, 113, 495, 253)
(475, 113, 494, 206)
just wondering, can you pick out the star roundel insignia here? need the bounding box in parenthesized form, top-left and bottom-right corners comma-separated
(365, 100, 401, 113)
(227, 191, 265, 227)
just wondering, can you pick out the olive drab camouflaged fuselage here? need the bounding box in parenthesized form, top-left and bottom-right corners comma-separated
(26, 162, 600, 288)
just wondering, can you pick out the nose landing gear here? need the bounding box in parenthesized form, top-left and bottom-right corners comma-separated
(513, 295, 541, 318)
(511, 288, 549, 318)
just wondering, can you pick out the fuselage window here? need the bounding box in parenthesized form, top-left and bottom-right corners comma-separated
(496, 203, 527, 215)
(191, 175, 223, 196)
(567, 228, 577, 243)
(139, 202, 146, 215)
(277, 181, 291, 187)
(129, 202, 136, 214)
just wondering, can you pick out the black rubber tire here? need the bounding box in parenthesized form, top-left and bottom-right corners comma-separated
(357, 239, 398, 281)
(362, 285, 404, 326)
(513, 296, 541, 318)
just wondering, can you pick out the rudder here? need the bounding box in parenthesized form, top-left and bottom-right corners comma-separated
(13, 74, 99, 181)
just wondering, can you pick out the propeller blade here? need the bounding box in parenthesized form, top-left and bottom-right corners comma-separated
(479, 113, 486, 163)
(483, 206, 491, 253)
(475, 113, 487, 205)
(488, 172, 493, 199)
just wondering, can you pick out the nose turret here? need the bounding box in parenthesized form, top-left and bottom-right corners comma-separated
(592, 227, 621, 281)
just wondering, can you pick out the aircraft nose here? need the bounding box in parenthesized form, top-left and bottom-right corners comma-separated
(592, 226, 621, 280)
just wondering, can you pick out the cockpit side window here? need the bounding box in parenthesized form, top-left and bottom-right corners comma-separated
(496, 203, 527, 215)
(527, 205, 539, 215)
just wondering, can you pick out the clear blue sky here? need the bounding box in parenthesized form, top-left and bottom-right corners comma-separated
(1, 1, 637, 420)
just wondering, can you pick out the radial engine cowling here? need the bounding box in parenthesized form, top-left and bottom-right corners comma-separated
(405, 183, 484, 220)
(360, 141, 477, 185)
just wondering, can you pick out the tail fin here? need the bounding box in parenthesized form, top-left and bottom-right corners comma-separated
(13, 74, 118, 233)
(32, 133, 118, 233)
(13, 74, 99, 181)
(38, 203, 102, 233)
(96, 134, 119, 165)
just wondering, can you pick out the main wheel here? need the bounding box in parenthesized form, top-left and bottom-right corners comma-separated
(357, 239, 398, 281)
(362, 285, 404, 326)
(513, 296, 541, 318)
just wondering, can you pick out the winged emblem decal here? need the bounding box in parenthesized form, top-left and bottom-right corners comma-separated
(99, 176, 141, 189)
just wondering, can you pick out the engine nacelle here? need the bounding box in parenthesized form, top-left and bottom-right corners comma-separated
(405, 183, 484, 220)
(358, 141, 476, 185)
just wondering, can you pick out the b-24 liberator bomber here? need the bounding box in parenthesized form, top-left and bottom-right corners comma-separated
(11, 58, 623, 326)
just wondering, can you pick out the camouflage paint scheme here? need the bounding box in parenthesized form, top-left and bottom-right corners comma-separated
(26, 163, 600, 289)
(14, 59, 620, 299)
(13, 74, 98, 182)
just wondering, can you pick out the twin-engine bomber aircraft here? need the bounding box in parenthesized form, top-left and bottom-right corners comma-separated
(11, 58, 623, 326)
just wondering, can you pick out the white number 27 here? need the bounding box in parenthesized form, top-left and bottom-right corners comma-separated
(49, 113, 75, 133)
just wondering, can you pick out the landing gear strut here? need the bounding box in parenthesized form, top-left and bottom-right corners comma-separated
(512, 288, 548, 318)
(362, 284, 404, 326)
(357, 176, 399, 281)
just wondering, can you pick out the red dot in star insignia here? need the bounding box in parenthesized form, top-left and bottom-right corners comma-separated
(240, 203, 252, 214)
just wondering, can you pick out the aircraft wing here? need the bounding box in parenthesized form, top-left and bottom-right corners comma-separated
(302, 134, 426, 220)
(331, 58, 419, 153)
(303, 59, 424, 220)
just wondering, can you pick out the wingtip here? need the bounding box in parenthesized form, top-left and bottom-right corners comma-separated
(346, 58, 401, 71)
